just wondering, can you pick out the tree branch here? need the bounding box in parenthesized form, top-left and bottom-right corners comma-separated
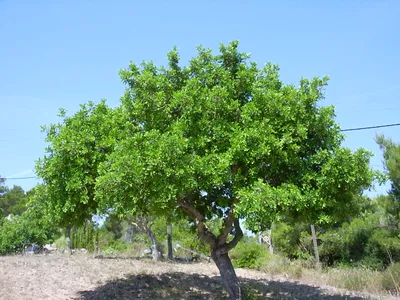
(216, 208, 235, 246)
(219, 219, 243, 254)
(179, 201, 205, 221)
(179, 201, 217, 248)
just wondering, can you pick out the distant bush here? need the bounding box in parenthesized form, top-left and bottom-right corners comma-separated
(151, 217, 211, 257)
(70, 221, 98, 252)
(319, 214, 400, 269)
(271, 222, 312, 259)
(230, 241, 269, 269)
(53, 236, 67, 249)
(381, 262, 400, 294)
(0, 201, 57, 255)
(103, 239, 131, 255)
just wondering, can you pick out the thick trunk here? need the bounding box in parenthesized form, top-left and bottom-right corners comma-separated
(147, 228, 160, 262)
(178, 199, 243, 299)
(167, 223, 173, 260)
(211, 249, 241, 300)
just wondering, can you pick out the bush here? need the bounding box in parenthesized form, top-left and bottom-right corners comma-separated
(318, 214, 400, 269)
(230, 241, 269, 269)
(0, 204, 57, 255)
(381, 262, 400, 294)
(53, 236, 67, 249)
(70, 222, 98, 252)
(271, 222, 312, 259)
(103, 239, 131, 255)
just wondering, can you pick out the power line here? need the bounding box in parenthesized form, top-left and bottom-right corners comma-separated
(341, 123, 400, 132)
(0, 123, 398, 182)
(0, 176, 37, 180)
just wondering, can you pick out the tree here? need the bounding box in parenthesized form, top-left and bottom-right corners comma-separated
(0, 185, 28, 218)
(0, 176, 5, 195)
(376, 135, 400, 230)
(38, 41, 374, 299)
(36, 102, 128, 251)
(0, 185, 57, 254)
(103, 213, 124, 240)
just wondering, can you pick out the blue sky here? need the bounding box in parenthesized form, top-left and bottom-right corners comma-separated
(1, 1, 399, 196)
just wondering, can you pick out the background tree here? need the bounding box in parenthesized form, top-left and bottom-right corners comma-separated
(0, 185, 28, 218)
(376, 135, 400, 231)
(0, 176, 5, 195)
(103, 212, 124, 240)
(36, 102, 128, 251)
(0, 185, 57, 254)
(38, 42, 375, 299)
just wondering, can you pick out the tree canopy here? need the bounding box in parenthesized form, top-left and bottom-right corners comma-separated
(376, 134, 400, 230)
(37, 41, 376, 299)
(0, 185, 28, 218)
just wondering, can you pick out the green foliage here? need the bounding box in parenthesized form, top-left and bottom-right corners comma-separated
(271, 222, 313, 259)
(53, 236, 67, 249)
(36, 101, 127, 227)
(0, 185, 28, 217)
(381, 262, 400, 294)
(318, 212, 400, 269)
(97, 226, 115, 250)
(230, 239, 269, 269)
(150, 216, 210, 255)
(103, 239, 131, 255)
(376, 135, 400, 230)
(70, 221, 98, 252)
(103, 213, 124, 240)
(0, 185, 57, 254)
(36, 41, 375, 294)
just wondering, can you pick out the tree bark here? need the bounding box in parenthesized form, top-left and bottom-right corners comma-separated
(310, 224, 320, 267)
(211, 249, 242, 300)
(130, 216, 161, 262)
(167, 223, 173, 260)
(146, 227, 160, 262)
(178, 199, 243, 299)
(66, 226, 72, 254)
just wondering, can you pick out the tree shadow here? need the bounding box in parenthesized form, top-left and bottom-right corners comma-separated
(94, 255, 205, 264)
(75, 272, 369, 299)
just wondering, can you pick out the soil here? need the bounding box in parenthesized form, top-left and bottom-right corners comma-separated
(0, 254, 397, 299)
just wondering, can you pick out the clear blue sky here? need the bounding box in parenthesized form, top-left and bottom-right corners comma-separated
(1, 1, 399, 196)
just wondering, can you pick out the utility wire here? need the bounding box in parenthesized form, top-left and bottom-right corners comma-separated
(0, 176, 37, 180)
(0, 123, 398, 181)
(341, 123, 400, 132)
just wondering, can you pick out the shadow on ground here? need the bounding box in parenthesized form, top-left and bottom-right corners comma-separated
(94, 255, 202, 264)
(75, 272, 368, 300)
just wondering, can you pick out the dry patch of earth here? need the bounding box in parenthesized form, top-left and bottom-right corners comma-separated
(0, 254, 396, 299)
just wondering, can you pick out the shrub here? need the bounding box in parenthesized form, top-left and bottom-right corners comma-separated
(271, 222, 312, 259)
(70, 222, 98, 252)
(53, 236, 67, 249)
(230, 241, 269, 269)
(103, 239, 131, 255)
(0, 207, 56, 255)
(381, 262, 400, 295)
(318, 214, 400, 269)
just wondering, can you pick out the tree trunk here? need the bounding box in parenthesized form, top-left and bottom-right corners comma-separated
(268, 229, 274, 254)
(211, 249, 241, 299)
(167, 223, 173, 260)
(310, 224, 320, 267)
(66, 226, 72, 254)
(146, 228, 160, 262)
(178, 199, 243, 299)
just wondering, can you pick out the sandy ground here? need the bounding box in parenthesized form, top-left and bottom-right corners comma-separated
(0, 254, 397, 300)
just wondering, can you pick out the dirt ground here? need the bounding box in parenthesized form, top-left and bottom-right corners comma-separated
(0, 254, 397, 300)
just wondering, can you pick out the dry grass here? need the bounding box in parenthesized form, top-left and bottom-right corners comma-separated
(256, 255, 400, 299)
(0, 253, 397, 299)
